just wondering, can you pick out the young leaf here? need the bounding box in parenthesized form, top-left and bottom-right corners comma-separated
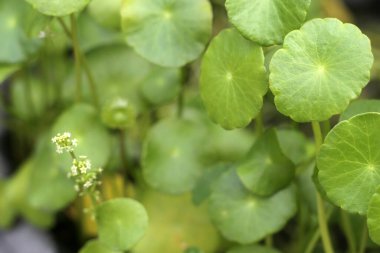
(340, 99, 380, 121)
(208, 169, 297, 244)
(317, 113, 380, 214)
(96, 198, 148, 251)
(200, 29, 268, 130)
(79, 239, 121, 253)
(227, 245, 281, 253)
(237, 129, 295, 197)
(121, 0, 212, 67)
(367, 187, 380, 245)
(225, 0, 311, 46)
(270, 18, 373, 122)
(142, 118, 204, 194)
(25, 0, 90, 16)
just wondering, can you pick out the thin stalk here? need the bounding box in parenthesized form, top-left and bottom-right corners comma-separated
(177, 82, 185, 118)
(304, 206, 334, 253)
(58, 17, 99, 108)
(70, 14, 82, 102)
(23, 65, 36, 117)
(69, 151, 77, 160)
(119, 129, 128, 175)
(341, 210, 356, 253)
(312, 121, 334, 253)
(358, 223, 368, 253)
(265, 235, 273, 247)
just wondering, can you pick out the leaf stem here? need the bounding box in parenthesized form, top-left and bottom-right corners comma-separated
(358, 222, 368, 253)
(70, 14, 82, 102)
(340, 210, 356, 253)
(265, 235, 273, 247)
(311, 121, 334, 253)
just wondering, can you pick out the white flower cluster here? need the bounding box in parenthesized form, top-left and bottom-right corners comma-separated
(68, 156, 103, 194)
(51, 132, 78, 154)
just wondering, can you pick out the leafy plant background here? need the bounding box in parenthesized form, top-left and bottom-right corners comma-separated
(1, 0, 380, 253)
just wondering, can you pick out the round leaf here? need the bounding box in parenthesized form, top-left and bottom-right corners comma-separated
(225, 0, 311, 46)
(340, 99, 380, 121)
(227, 245, 281, 253)
(142, 118, 204, 194)
(237, 129, 295, 196)
(367, 187, 380, 245)
(96, 198, 148, 251)
(318, 113, 380, 214)
(80, 240, 121, 253)
(134, 191, 220, 253)
(208, 169, 297, 244)
(269, 18, 373, 122)
(25, 0, 90, 16)
(52, 104, 111, 171)
(121, 0, 212, 67)
(200, 29, 268, 129)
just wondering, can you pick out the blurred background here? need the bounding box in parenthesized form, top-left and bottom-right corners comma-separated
(0, 0, 380, 252)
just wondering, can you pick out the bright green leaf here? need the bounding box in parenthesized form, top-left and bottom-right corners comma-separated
(208, 169, 297, 244)
(96, 198, 148, 251)
(237, 129, 295, 196)
(80, 240, 121, 253)
(121, 0, 212, 67)
(25, 0, 90, 16)
(225, 0, 310, 46)
(367, 186, 380, 245)
(200, 29, 268, 129)
(88, 0, 121, 29)
(227, 245, 281, 253)
(318, 113, 380, 214)
(270, 18, 373, 122)
(142, 118, 204, 194)
(340, 99, 380, 121)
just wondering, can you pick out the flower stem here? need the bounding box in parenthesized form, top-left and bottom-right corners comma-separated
(70, 14, 82, 102)
(341, 210, 356, 253)
(311, 121, 334, 253)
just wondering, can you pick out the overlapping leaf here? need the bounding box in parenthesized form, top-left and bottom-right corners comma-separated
(200, 29, 267, 129)
(318, 113, 380, 214)
(270, 18, 373, 122)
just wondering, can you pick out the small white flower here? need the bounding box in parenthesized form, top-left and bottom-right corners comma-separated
(83, 181, 93, 189)
(52, 132, 78, 154)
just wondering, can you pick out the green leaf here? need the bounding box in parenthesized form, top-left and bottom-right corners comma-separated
(25, 0, 90, 16)
(200, 29, 268, 129)
(225, 0, 311, 46)
(80, 240, 121, 253)
(208, 169, 297, 244)
(140, 67, 181, 106)
(134, 191, 220, 253)
(277, 129, 312, 165)
(227, 245, 281, 253)
(0, 180, 17, 228)
(192, 164, 230, 205)
(317, 112, 380, 214)
(367, 187, 380, 245)
(88, 0, 121, 29)
(52, 103, 112, 171)
(237, 129, 295, 196)
(269, 18, 373, 122)
(96, 198, 148, 251)
(142, 118, 204, 194)
(121, 0, 212, 67)
(0, 0, 44, 63)
(340, 99, 380, 121)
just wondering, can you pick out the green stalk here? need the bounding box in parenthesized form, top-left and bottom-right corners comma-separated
(265, 235, 273, 247)
(341, 210, 356, 253)
(358, 223, 368, 253)
(311, 121, 334, 253)
(70, 14, 82, 102)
